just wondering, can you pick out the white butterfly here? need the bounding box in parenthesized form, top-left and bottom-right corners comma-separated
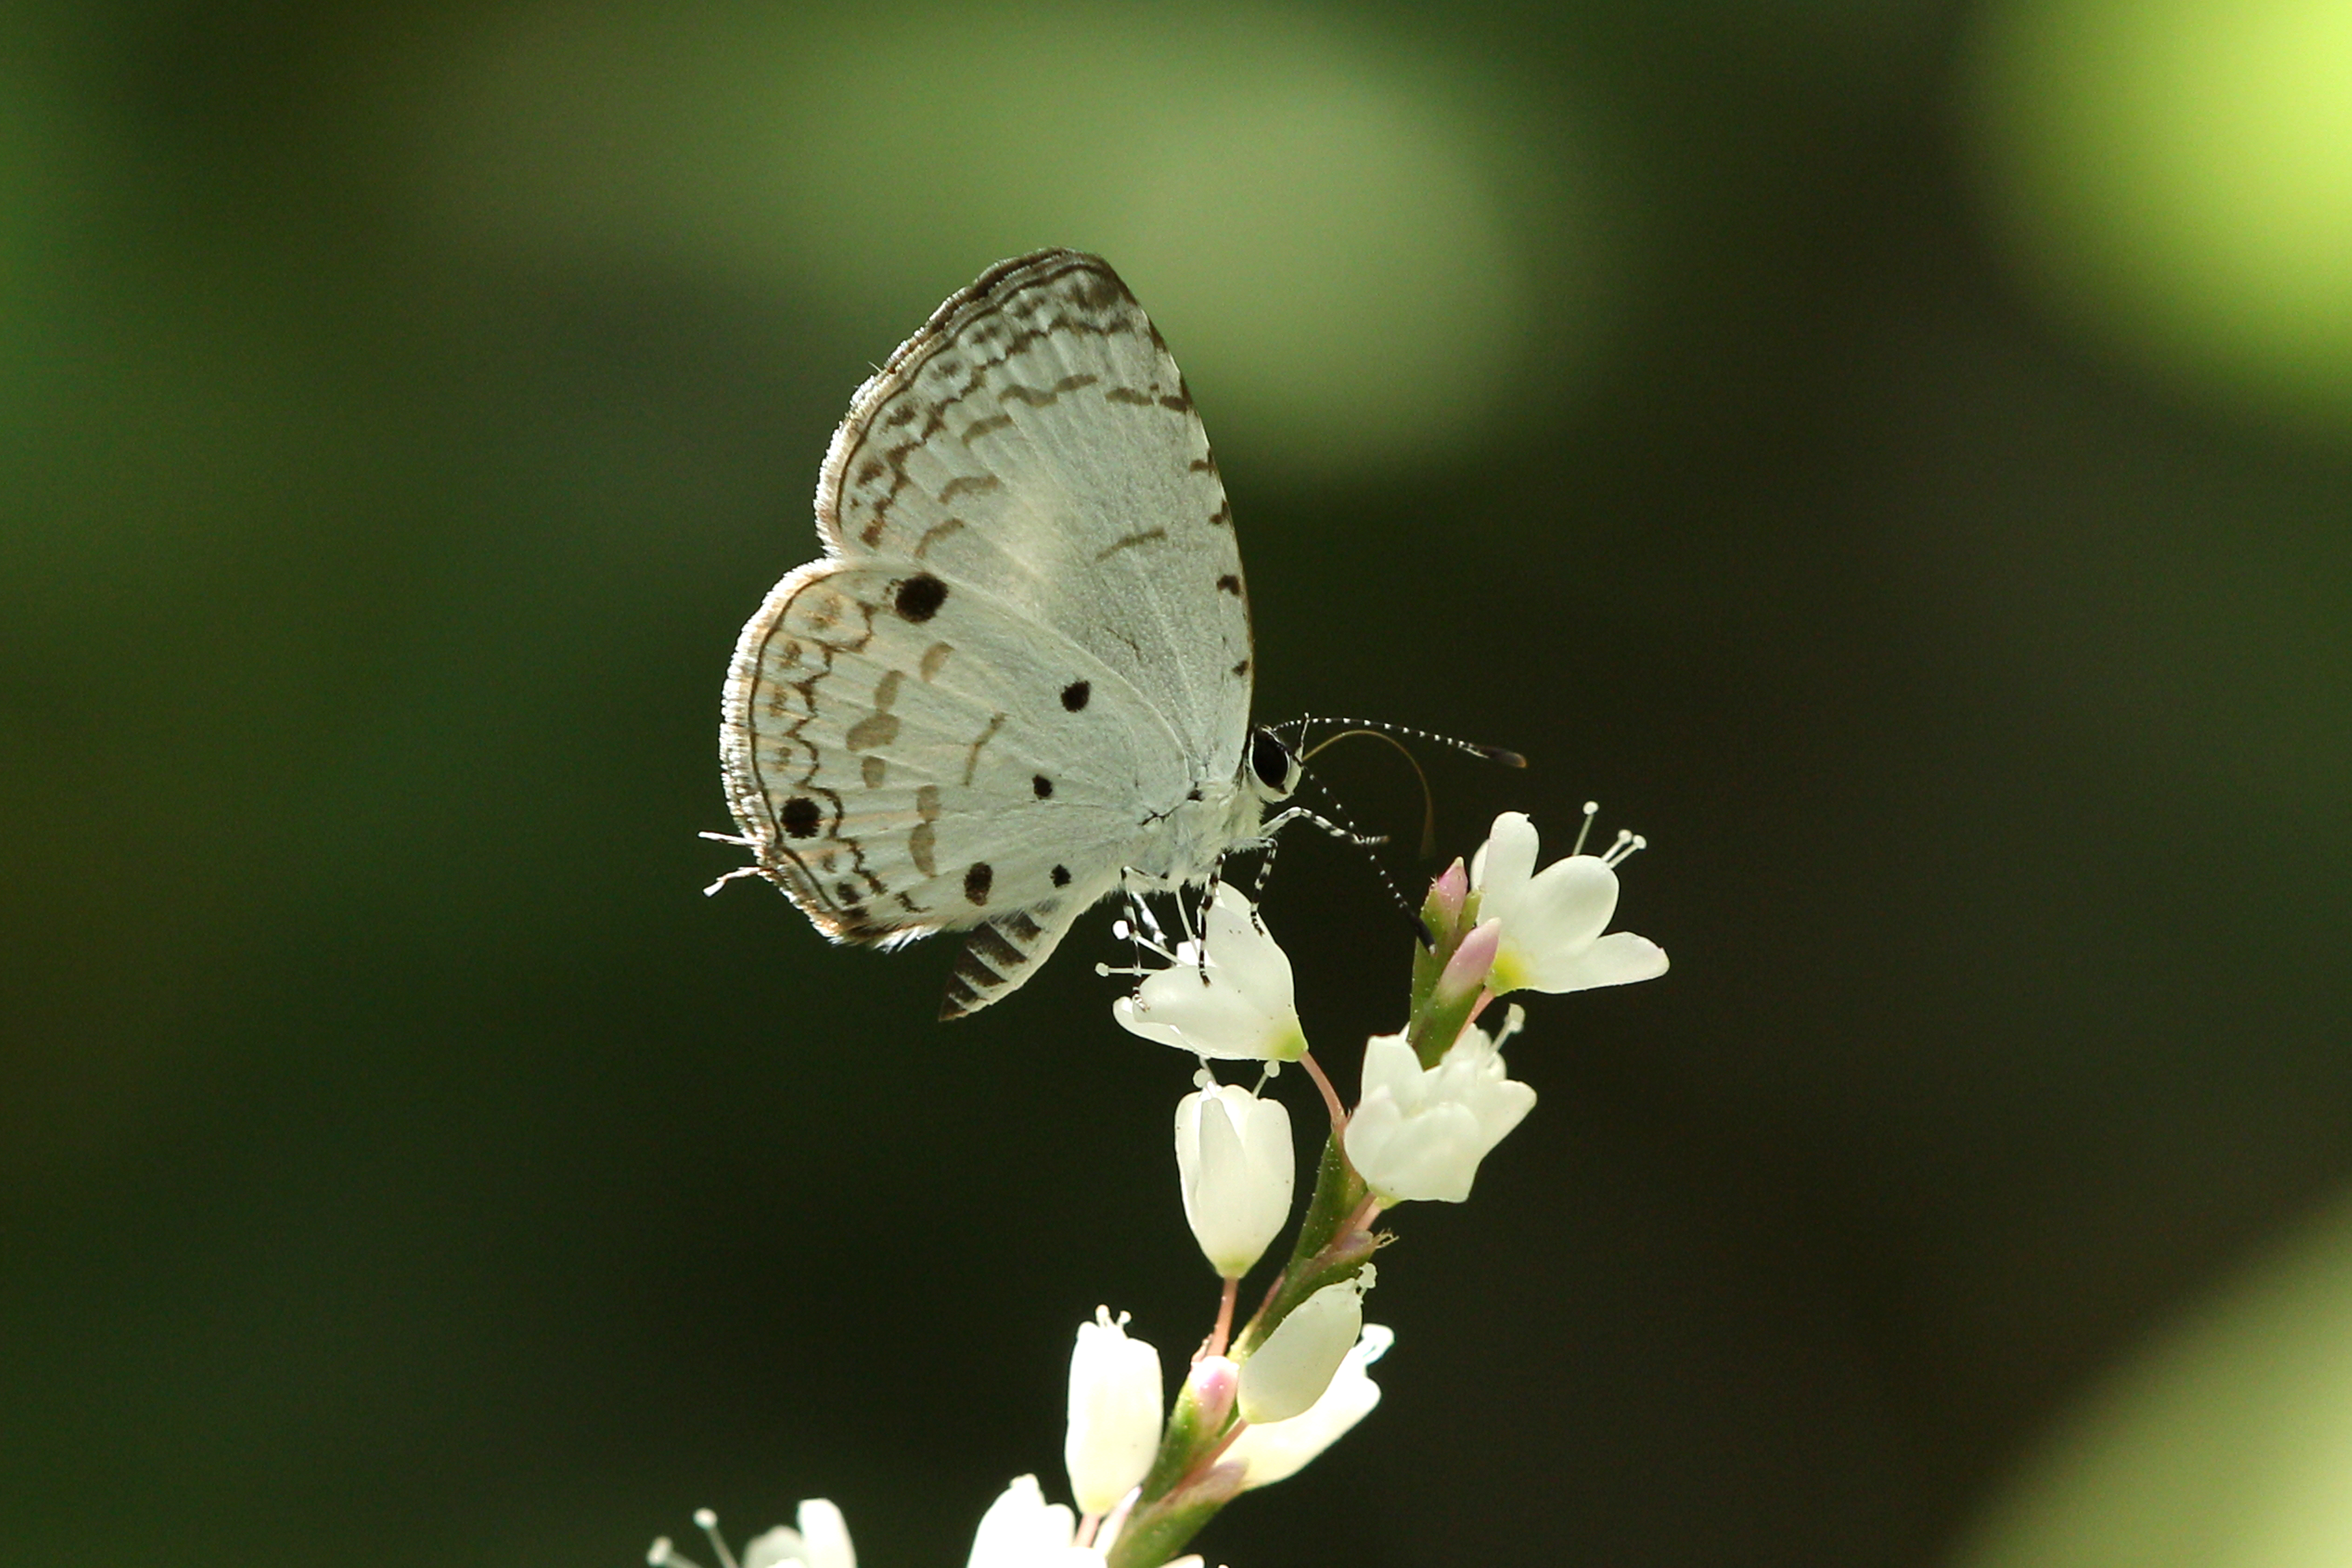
(717, 250, 1304, 1018)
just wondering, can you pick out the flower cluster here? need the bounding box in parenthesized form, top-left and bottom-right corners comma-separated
(656, 808, 1665, 1568)
(1115, 808, 1666, 1205)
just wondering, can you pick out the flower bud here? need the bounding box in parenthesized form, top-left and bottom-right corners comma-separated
(1434, 919, 1501, 1009)
(1184, 1352, 1239, 1434)
(1237, 1268, 1375, 1425)
(1424, 858, 1469, 940)
(1174, 1081, 1294, 1278)
(1064, 1308, 1164, 1515)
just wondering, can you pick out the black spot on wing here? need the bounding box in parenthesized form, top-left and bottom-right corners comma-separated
(1062, 681, 1090, 711)
(964, 862, 994, 904)
(1051, 865, 1071, 887)
(1032, 775, 1054, 799)
(894, 573, 947, 623)
(781, 796, 822, 838)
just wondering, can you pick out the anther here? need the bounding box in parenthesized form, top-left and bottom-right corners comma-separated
(1572, 800, 1600, 857)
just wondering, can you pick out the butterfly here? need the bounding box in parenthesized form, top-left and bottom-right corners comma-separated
(717, 250, 1305, 1018)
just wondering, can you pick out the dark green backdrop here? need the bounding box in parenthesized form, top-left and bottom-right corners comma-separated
(5, 2, 2350, 1565)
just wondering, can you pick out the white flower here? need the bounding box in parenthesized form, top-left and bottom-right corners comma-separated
(745, 1501, 855, 1568)
(1225, 1323, 1394, 1489)
(1344, 1017, 1536, 1204)
(1175, 1079, 1295, 1278)
(1237, 1267, 1376, 1425)
(1470, 810, 1669, 996)
(965, 1476, 1100, 1568)
(651, 1503, 853, 1568)
(1064, 1308, 1164, 1516)
(964, 1476, 1204, 1568)
(1112, 883, 1308, 1061)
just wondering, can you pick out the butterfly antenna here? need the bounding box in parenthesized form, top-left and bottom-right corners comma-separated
(1297, 726, 1439, 858)
(1290, 769, 1435, 947)
(1272, 714, 1527, 770)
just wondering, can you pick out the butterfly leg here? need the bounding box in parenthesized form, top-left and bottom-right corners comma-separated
(1258, 806, 1434, 947)
(1228, 836, 1280, 896)
(1259, 805, 1387, 847)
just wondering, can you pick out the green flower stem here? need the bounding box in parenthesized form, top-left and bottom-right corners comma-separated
(1105, 1465, 1244, 1568)
(1133, 1369, 1231, 1508)
(1234, 1133, 1372, 1357)
(1406, 980, 1480, 1068)
(1114, 902, 1476, 1565)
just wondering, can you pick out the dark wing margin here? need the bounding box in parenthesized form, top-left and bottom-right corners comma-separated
(815, 248, 1131, 558)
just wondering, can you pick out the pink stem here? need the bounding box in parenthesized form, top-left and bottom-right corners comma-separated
(1205, 1275, 1238, 1361)
(1299, 1049, 1348, 1132)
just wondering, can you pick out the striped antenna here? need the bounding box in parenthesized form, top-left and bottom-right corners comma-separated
(1268, 714, 1526, 770)
(1285, 768, 1434, 947)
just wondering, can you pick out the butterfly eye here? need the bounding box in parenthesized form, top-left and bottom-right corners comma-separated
(1249, 729, 1298, 797)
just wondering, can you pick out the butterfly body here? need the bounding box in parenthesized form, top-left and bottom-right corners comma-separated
(720, 250, 1295, 1017)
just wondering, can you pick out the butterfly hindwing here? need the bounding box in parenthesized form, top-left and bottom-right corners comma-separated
(723, 557, 1161, 943)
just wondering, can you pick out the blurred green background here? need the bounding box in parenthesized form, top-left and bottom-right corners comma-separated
(5, 1, 2352, 1564)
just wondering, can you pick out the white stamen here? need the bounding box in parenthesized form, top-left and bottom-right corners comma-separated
(1603, 830, 1646, 868)
(694, 1508, 741, 1568)
(648, 1539, 700, 1568)
(1572, 800, 1600, 856)
(1492, 1003, 1527, 1048)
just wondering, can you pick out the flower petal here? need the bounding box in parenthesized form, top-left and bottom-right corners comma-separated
(1356, 1031, 1424, 1109)
(1470, 812, 1540, 908)
(965, 1477, 1081, 1568)
(796, 1502, 856, 1568)
(1111, 994, 1191, 1052)
(1227, 1323, 1394, 1489)
(1118, 964, 1304, 1061)
(1348, 1098, 1489, 1203)
(1489, 855, 1620, 992)
(1519, 929, 1670, 994)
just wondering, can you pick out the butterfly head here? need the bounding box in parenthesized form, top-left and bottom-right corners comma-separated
(1247, 726, 1302, 803)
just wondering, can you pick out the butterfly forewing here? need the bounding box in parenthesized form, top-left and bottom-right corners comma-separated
(819, 251, 1253, 771)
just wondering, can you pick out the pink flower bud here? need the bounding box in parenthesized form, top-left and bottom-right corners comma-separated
(1433, 918, 1501, 1008)
(1424, 858, 1469, 935)
(1185, 1353, 1239, 1433)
